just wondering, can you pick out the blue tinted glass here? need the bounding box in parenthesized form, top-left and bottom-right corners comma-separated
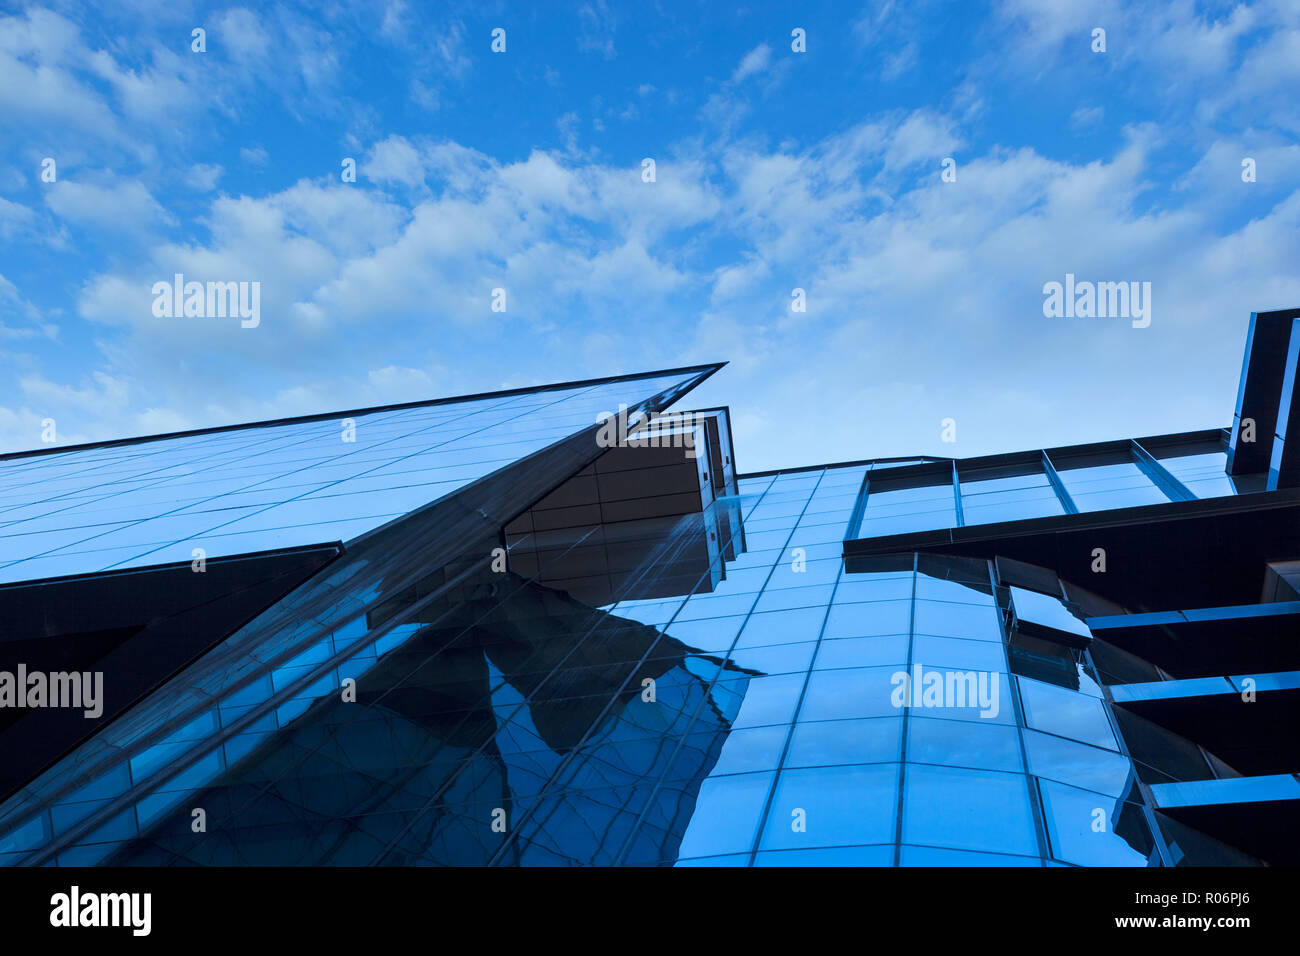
(911, 634, 1007, 671)
(902, 764, 1039, 856)
(1039, 779, 1156, 865)
(785, 716, 903, 767)
(760, 764, 899, 850)
(735, 607, 827, 648)
(708, 725, 790, 776)
(672, 854, 750, 867)
(912, 600, 1001, 641)
(835, 574, 914, 603)
(858, 482, 955, 537)
(752, 584, 835, 612)
(907, 715, 1023, 772)
(729, 641, 818, 675)
(813, 635, 909, 669)
(912, 576, 992, 604)
(1156, 451, 1237, 498)
(822, 600, 912, 637)
(675, 771, 775, 859)
(731, 674, 808, 728)
(900, 845, 1040, 866)
(799, 666, 902, 721)
(1024, 730, 1135, 798)
(755, 844, 893, 866)
(1057, 461, 1169, 512)
(0, 370, 701, 582)
(1018, 677, 1118, 750)
(960, 470, 1065, 525)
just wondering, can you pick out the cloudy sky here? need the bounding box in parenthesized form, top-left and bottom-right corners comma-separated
(2, 0, 1298, 472)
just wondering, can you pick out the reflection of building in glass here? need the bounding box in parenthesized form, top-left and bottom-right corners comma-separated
(1, 308, 1298, 867)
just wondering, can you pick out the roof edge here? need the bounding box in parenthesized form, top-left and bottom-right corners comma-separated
(0, 362, 727, 463)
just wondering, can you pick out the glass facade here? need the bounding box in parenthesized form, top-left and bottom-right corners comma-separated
(1, 314, 1297, 867)
(0, 370, 703, 584)
(848, 433, 1262, 541)
(0, 463, 1167, 866)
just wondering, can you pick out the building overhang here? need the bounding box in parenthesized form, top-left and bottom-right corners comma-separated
(844, 489, 1300, 611)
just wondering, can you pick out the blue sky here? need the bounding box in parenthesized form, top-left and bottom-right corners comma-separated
(2, 0, 1298, 472)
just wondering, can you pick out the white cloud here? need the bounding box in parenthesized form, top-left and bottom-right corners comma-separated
(185, 163, 224, 191)
(731, 44, 771, 83)
(578, 1, 617, 59)
(1070, 105, 1104, 130)
(44, 177, 172, 236)
(240, 146, 270, 167)
(0, 197, 35, 241)
(2, 0, 1298, 473)
(0, 273, 57, 341)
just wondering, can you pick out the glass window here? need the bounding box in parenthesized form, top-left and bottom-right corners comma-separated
(731, 674, 808, 729)
(911, 634, 1007, 672)
(673, 853, 750, 867)
(813, 634, 909, 670)
(675, 592, 759, 621)
(755, 845, 893, 866)
(834, 574, 914, 604)
(1024, 730, 1135, 798)
(902, 764, 1039, 856)
(822, 600, 912, 638)
(1055, 458, 1170, 512)
(752, 584, 836, 613)
(661, 616, 747, 654)
(799, 666, 902, 722)
(735, 607, 827, 648)
(708, 725, 789, 777)
(899, 670, 1016, 725)
(912, 576, 993, 605)
(959, 467, 1064, 525)
(728, 641, 818, 675)
(1155, 450, 1236, 499)
(785, 716, 903, 767)
(907, 715, 1024, 773)
(759, 764, 900, 850)
(900, 844, 1040, 866)
(857, 478, 955, 538)
(1018, 677, 1118, 750)
(1009, 585, 1092, 642)
(1039, 779, 1157, 866)
(675, 771, 774, 859)
(911, 600, 1001, 641)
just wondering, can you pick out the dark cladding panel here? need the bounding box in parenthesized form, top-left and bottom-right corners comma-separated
(1228, 308, 1300, 476)
(1268, 317, 1300, 489)
(504, 411, 727, 606)
(0, 545, 341, 800)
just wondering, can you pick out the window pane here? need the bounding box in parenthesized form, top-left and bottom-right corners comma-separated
(1018, 677, 1118, 750)
(902, 764, 1039, 856)
(858, 481, 955, 538)
(1039, 779, 1157, 866)
(760, 764, 900, 850)
(1156, 451, 1237, 499)
(960, 469, 1064, 525)
(1056, 460, 1169, 512)
(675, 771, 774, 858)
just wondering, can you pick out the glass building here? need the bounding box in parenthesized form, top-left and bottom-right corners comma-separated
(0, 308, 1297, 867)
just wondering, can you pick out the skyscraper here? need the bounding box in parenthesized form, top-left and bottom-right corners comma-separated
(1, 309, 1296, 867)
